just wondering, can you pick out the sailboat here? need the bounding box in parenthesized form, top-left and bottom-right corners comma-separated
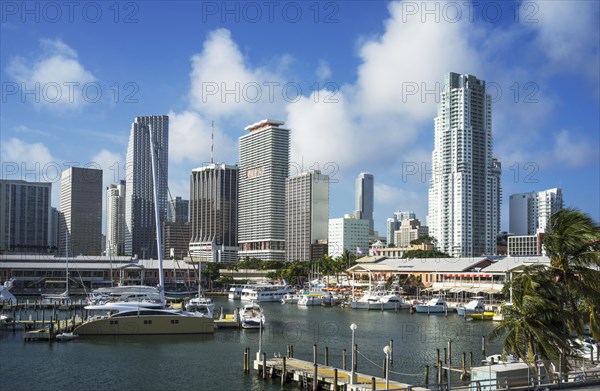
(74, 124, 214, 335)
(42, 234, 72, 304)
(184, 259, 215, 317)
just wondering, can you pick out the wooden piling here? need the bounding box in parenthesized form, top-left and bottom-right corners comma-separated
(313, 363, 318, 391)
(481, 336, 486, 358)
(313, 344, 317, 364)
(325, 346, 329, 366)
(287, 344, 291, 358)
(262, 352, 267, 379)
(371, 376, 376, 390)
(461, 352, 466, 376)
(342, 349, 347, 370)
(281, 356, 287, 385)
(334, 368, 338, 391)
(424, 365, 429, 385)
(382, 358, 386, 377)
(354, 343, 358, 371)
(436, 348, 440, 368)
(470, 351, 473, 368)
(243, 348, 248, 373)
(390, 339, 394, 364)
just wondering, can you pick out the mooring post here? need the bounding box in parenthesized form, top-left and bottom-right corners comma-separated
(436, 348, 440, 369)
(481, 336, 486, 359)
(334, 368, 338, 391)
(281, 356, 287, 385)
(247, 347, 251, 374)
(325, 346, 329, 366)
(390, 339, 394, 365)
(354, 343, 358, 371)
(424, 364, 429, 386)
(313, 363, 318, 391)
(262, 352, 267, 379)
(287, 344, 291, 358)
(342, 349, 347, 370)
(371, 376, 376, 390)
(313, 344, 317, 364)
(470, 351, 473, 368)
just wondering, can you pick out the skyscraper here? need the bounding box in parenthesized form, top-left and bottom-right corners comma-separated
(386, 211, 416, 245)
(125, 115, 169, 259)
(189, 163, 238, 262)
(328, 215, 369, 258)
(167, 196, 189, 223)
(428, 72, 501, 257)
(285, 170, 329, 261)
(106, 180, 126, 256)
(0, 180, 51, 253)
(59, 167, 103, 256)
(509, 188, 563, 236)
(355, 172, 374, 235)
(238, 119, 290, 261)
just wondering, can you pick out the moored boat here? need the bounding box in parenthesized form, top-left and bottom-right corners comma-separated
(239, 303, 265, 329)
(466, 311, 495, 320)
(415, 297, 448, 313)
(456, 297, 485, 316)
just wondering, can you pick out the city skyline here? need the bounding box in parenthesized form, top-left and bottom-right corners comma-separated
(1, 1, 598, 238)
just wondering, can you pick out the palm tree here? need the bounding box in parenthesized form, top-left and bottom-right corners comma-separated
(543, 208, 600, 339)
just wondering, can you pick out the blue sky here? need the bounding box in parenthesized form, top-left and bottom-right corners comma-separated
(1, 0, 599, 236)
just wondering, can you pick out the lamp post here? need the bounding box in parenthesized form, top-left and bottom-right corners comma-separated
(384, 345, 391, 390)
(350, 323, 357, 384)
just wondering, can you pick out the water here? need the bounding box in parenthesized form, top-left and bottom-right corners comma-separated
(1, 297, 502, 390)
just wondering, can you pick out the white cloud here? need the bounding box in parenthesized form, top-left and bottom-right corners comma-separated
(188, 28, 286, 120)
(6, 38, 96, 112)
(550, 130, 597, 168)
(315, 60, 332, 81)
(167, 110, 237, 166)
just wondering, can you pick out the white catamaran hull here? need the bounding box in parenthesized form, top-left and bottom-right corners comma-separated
(74, 314, 214, 335)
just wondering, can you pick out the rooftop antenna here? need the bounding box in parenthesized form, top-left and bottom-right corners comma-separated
(211, 120, 214, 164)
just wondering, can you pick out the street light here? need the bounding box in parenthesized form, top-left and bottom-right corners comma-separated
(384, 345, 391, 390)
(350, 323, 357, 384)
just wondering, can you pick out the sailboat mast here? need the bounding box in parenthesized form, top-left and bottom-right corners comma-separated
(66, 233, 69, 295)
(149, 124, 165, 305)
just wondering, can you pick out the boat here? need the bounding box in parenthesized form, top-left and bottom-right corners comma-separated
(74, 126, 214, 335)
(1, 314, 15, 328)
(415, 297, 448, 313)
(351, 290, 409, 310)
(239, 303, 265, 329)
(185, 296, 215, 318)
(281, 293, 300, 304)
(456, 297, 485, 316)
(86, 285, 163, 308)
(466, 311, 495, 320)
(0, 278, 17, 305)
(298, 293, 324, 307)
(55, 332, 79, 341)
(228, 285, 244, 300)
(239, 284, 295, 302)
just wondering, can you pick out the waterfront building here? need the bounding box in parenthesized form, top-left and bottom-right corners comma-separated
(163, 221, 191, 260)
(328, 215, 369, 258)
(238, 119, 290, 261)
(125, 115, 169, 259)
(106, 181, 126, 256)
(428, 72, 501, 257)
(168, 196, 189, 223)
(189, 163, 238, 263)
(393, 218, 429, 248)
(507, 233, 544, 256)
(285, 170, 329, 261)
(355, 172, 374, 235)
(59, 167, 103, 256)
(0, 180, 51, 254)
(509, 188, 563, 236)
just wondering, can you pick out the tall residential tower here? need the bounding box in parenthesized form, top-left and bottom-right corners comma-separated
(428, 72, 501, 257)
(509, 188, 563, 236)
(106, 181, 126, 256)
(355, 172, 374, 235)
(125, 115, 169, 259)
(238, 119, 290, 261)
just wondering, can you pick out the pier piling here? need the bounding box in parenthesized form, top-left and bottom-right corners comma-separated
(424, 365, 429, 385)
(334, 368, 338, 391)
(342, 349, 347, 370)
(313, 344, 317, 364)
(262, 352, 267, 379)
(313, 363, 318, 391)
(325, 346, 329, 366)
(371, 376, 376, 390)
(390, 339, 394, 364)
(281, 356, 287, 385)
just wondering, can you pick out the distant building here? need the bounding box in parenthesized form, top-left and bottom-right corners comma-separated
(0, 180, 52, 254)
(168, 196, 189, 223)
(60, 167, 103, 256)
(285, 170, 329, 261)
(328, 215, 369, 258)
(508, 233, 544, 256)
(393, 218, 429, 248)
(238, 119, 290, 261)
(355, 173, 374, 235)
(509, 188, 563, 236)
(49, 207, 60, 254)
(189, 163, 238, 263)
(106, 181, 126, 256)
(428, 72, 501, 257)
(163, 222, 191, 260)
(125, 115, 169, 259)
(386, 211, 416, 245)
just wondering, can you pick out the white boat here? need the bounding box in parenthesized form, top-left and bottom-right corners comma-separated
(74, 126, 214, 335)
(228, 285, 244, 300)
(239, 303, 265, 329)
(56, 332, 79, 341)
(281, 293, 300, 304)
(1, 314, 15, 328)
(456, 298, 485, 316)
(415, 297, 448, 313)
(240, 284, 295, 302)
(185, 296, 215, 318)
(351, 289, 409, 310)
(0, 278, 17, 305)
(86, 285, 163, 308)
(298, 293, 323, 307)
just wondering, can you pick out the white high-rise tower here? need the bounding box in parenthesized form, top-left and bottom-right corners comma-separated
(355, 172, 374, 235)
(509, 188, 563, 236)
(428, 73, 501, 257)
(125, 115, 169, 259)
(106, 180, 126, 256)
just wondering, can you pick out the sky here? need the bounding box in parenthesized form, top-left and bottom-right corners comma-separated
(1, 0, 599, 237)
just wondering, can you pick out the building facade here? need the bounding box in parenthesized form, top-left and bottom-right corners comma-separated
(386, 211, 416, 246)
(394, 218, 429, 248)
(125, 115, 169, 259)
(507, 233, 544, 256)
(163, 222, 191, 260)
(106, 181, 126, 256)
(189, 163, 238, 263)
(0, 180, 51, 254)
(167, 196, 189, 223)
(328, 215, 370, 258)
(59, 167, 103, 256)
(428, 72, 501, 257)
(238, 119, 290, 261)
(355, 172, 374, 235)
(509, 188, 563, 236)
(285, 170, 329, 261)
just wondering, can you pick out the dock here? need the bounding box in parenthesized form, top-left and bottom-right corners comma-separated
(22, 317, 84, 341)
(214, 313, 239, 328)
(250, 351, 426, 391)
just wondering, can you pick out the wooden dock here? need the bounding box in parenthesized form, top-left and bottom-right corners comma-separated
(252, 353, 427, 390)
(21, 317, 84, 341)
